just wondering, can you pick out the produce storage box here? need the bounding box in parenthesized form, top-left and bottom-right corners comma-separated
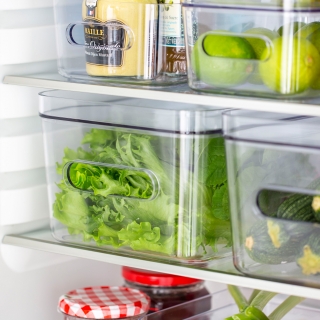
(40, 90, 231, 263)
(183, 0, 320, 98)
(184, 289, 320, 320)
(224, 110, 320, 286)
(54, 0, 187, 87)
(146, 291, 215, 320)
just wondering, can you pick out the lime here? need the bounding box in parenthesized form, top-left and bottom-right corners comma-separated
(259, 37, 320, 94)
(243, 27, 279, 84)
(191, 31, 256, 87)
(277, 21, 306, 36)
(295, 21, 320, 39)
(295, 22, 320, 89)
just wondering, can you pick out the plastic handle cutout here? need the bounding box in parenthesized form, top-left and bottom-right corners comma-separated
(63, 161, 159, 201)
(66, 22, 134, 51)
(200, 31, 273, 62)
(255, 186, 320, 223)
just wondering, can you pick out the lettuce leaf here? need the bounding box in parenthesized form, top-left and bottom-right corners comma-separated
(53, 129, 231, 257)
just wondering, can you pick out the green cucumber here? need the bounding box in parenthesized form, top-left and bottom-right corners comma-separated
(297, 232, 320, 276)
(277, 193, 315, 222)
(312, 195, 320, 221)
(245, 220, 296, 264)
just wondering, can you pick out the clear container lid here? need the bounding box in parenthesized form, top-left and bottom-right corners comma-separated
(58, 286, 150, 319)
(223, 109, 320, 148)
(39, 90, 225, 135)
(122, 267, 203, 287)
(182, 0, 320, 12)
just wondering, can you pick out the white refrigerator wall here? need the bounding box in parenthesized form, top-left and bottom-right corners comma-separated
(0, 250, 123, 319)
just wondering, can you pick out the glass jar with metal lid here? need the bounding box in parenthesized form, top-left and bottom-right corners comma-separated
(122, 267, 211, 316)
(58, 286, 150, 319)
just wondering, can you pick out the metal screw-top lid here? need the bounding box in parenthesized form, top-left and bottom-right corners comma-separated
(58, 286, 150, 319)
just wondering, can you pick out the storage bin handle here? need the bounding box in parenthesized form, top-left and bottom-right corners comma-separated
(63, 160, 159, 201)
(254, 185, 320, 222)
(66, 22, 134, 51)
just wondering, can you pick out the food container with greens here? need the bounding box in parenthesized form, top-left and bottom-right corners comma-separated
(224, 110, 320, 286)
(182, 286, 317, 320)
(40, 90, 231, 263)
(183, 0, 320, 98)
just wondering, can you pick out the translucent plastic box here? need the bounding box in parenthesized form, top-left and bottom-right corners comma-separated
(40, 90, 231, 263)
(183, 290, 320, 320)
(224, 110, 320, 286)
(183, 0, 320, 98)
(54, 0, 187, 86)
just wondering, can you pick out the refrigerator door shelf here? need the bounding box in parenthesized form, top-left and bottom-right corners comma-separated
(0, 116, 44, 172)
(0, 168, 49, 226)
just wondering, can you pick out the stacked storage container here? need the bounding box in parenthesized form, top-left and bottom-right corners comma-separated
(40, 90, 232, 263)
(224, 110, 320, 286)
(183, 0, 320, 98)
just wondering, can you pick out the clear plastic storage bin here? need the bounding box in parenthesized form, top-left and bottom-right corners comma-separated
(40, 90, 231, 263)
(224, 110, 320, 286)
(122, 267, 210, 314)
(183, 0, 320, 98)
(54, 0, 187, 86)
(183, 290, 320, 320)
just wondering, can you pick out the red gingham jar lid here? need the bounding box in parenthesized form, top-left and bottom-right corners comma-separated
(58, 286, 150, 319)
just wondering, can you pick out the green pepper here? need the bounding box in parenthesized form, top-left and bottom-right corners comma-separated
(225, 306, 270, 320)
(233, 314, 253, 320)
(225, 313, 252, 320)
(244, 306, 270, 320)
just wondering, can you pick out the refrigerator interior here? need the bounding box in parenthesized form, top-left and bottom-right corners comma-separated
(2, 1, 320, 319)
(0, 2, 228, 319)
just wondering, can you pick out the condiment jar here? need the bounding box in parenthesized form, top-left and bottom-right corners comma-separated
(122, 267, 211, 315)
(58, 286, 150, 319)
(82, 0, 157, 78)
(159, 0, 187, 76)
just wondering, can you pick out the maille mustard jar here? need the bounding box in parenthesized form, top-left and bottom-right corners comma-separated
(58, 286, 150, 320)
(82, 0, 157, 78)
(122, 267, 211, 316)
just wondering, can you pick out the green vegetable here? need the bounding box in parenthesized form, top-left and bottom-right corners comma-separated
(53, 129, 231, 257)
(227, 285, 249, 313)
(277, 193, 315, 222)
(297, 232, 320, 275)
(245, 220, 298, 264)
(257, 190, 290, 217)
(238, 147, 317, 267)
(312, 195, 320, 220)
(225, 286, 305, 320)
(268, 296, 305, 320)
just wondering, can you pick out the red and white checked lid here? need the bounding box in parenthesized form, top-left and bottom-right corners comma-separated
(58, 286, 150, 319)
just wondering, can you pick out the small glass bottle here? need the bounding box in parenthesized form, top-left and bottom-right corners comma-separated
(58, 286, 150, 319)
(159, 0, 187, 76)
(122, 267, 211, 316)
